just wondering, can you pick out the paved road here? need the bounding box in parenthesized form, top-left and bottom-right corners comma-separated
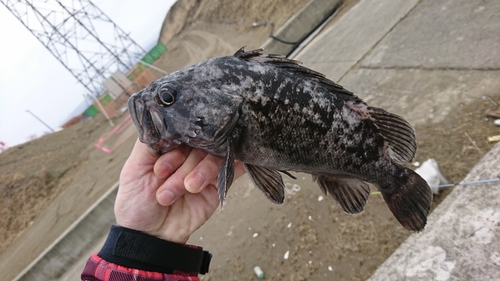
(295, 0, 500, 279)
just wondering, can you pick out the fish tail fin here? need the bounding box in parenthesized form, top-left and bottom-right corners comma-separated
(380, 166, 433, 231)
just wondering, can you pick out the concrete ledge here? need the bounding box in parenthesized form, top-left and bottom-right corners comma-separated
(14, 183, 118, 281)
(262, 0, 342, 56)
(368, 143, 500, 281)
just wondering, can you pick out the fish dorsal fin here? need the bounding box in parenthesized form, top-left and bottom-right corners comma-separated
(233, 47, 345, 90)
(244, 164, 285, 204)
(233, 46, 263, 59)
(313, 174, 371, 214)
(370, 107, 417, 163)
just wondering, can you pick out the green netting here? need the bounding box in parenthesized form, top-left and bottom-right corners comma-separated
(84, 105, 99, 117)
(142, 42, 167, 64)
(100, 93, 113, 106)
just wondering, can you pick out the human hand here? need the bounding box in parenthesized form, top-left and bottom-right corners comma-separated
(115, 139, 245, 244)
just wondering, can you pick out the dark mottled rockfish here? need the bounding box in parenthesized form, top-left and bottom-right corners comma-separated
(128, 48, 432, 231)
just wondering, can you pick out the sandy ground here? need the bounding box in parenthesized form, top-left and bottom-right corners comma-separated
(1, 0, 499, 280)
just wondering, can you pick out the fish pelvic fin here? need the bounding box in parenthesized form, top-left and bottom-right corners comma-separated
(313, 174, 370, 214)
(244, 164, 285, 204)
(370, 107, 417, 163)
(279, 170, 297, 180)
(380, 167, 433, 231)
(217, 138, 235, 208)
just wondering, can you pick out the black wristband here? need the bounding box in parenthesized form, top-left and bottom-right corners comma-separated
(98, 225, 212, 274)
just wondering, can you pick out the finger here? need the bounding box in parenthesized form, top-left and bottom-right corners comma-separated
(127, 139, 159, 167)
(197, 183, 221, 213)
(154, 145, 192, 179)
(184, 154, 224, 193)
(120, 139, 159, 185)
(233, 160, 246, 181)
(187, 159, 247, 195)
(156, 149, 208, 206)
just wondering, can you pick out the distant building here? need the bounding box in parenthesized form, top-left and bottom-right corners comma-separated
(83, 42, 167, 119)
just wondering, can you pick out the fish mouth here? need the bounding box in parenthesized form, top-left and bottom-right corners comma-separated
(128, 93, 162, 145)
(128, 93, 179, 154)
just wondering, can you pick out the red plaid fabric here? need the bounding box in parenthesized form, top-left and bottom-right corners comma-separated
(81, 254, 200, 281)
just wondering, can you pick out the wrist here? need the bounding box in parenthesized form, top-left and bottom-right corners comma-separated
(98, 225, 211, 274)
(115, 221, 191, 244)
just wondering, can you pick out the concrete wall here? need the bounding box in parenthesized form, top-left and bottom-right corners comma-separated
(13, 185, 117, 281)
(262, 0, 342, 56)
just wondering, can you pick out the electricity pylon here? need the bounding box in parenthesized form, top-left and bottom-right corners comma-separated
(0, 0, 146, 97)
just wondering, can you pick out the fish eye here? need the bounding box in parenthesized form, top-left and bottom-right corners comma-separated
(157, 87, 176, 106)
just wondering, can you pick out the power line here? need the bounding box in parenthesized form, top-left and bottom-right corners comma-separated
(0, 0, 146, 98)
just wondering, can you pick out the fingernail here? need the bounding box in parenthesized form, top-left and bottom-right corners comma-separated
(186, 172, 206, 192)
(158, 189, 176, 206)
(157, 161, 173, 178)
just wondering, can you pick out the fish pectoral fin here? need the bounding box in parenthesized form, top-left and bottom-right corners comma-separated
(217, 139, 235, 207)
(313, 174, 370, 214)
(370, 107, 417, 163)
(245, 164, 285, 204)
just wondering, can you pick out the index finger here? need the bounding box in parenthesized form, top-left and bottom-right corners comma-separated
(154, 145, 192, 179)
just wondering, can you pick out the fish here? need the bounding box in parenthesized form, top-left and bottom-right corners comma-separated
(128, 47, 433, 231)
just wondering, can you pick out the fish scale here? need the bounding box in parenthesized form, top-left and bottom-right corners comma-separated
(128, 47, 432, 231)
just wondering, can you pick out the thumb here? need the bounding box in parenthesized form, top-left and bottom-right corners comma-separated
(120, 139, 159, 183)
(126, 139, 159, 167)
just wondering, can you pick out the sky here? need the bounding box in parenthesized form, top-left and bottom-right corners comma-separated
(0, 0, 176, 148)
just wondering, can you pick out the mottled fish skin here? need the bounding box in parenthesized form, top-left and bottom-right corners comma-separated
(128, 47, 432, 232)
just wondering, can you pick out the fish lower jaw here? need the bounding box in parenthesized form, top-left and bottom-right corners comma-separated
(146, 139, 180, 155)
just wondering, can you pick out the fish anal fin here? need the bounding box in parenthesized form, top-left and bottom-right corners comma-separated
(313, 174, 370, 214)
(380, 168, 432, 232)
(245, 164, 285, 204)
(370, 107, 417, 163)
